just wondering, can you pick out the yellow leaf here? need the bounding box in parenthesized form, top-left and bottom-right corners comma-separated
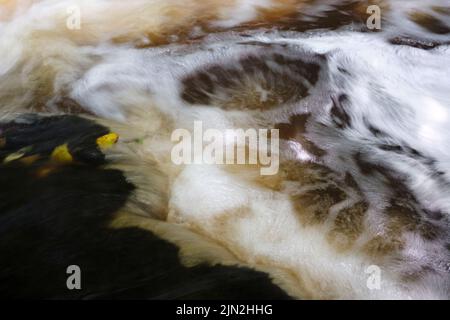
(3, 146, 32, 163)
(3, 151, 25, 163)
(51, 144, 73, 163)
(96, 133, 119, 150)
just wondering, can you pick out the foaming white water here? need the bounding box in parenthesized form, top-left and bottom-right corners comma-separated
(72, 30, 450, 298)
(385, 0, 450, 41)
(285, 33, 450, 207)
(1, 0, 449, 299)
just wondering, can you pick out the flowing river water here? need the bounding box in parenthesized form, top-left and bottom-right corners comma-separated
(0, 0, 450, 299)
